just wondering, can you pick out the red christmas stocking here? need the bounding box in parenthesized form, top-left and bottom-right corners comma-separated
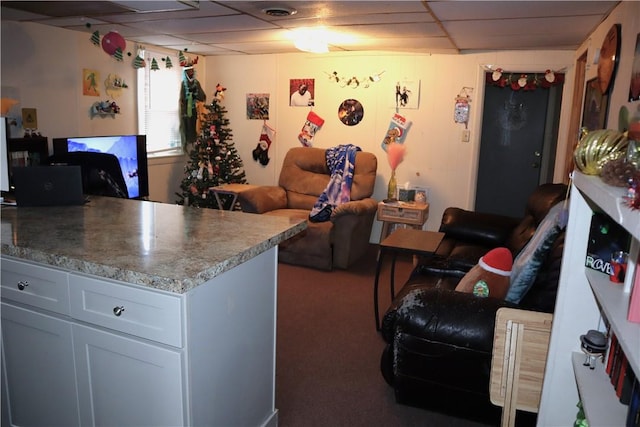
(253, 125, 274, 165)
(298, 111, 325, 147)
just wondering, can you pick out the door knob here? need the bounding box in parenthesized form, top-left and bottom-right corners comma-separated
(113, 306, 125, 316)
(17, 281, 29, 290)
(534, 151, 541, 157)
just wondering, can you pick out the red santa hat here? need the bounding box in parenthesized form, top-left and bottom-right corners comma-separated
(478, 247, 512, 277)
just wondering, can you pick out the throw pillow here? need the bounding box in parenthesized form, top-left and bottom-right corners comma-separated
(505, 201, 566, 304)
(455, 247, 513, 298)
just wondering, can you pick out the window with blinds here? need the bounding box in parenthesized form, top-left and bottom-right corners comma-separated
(137, 48, 182, 155)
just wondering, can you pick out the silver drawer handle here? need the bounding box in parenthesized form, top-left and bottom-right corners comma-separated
(17, 281, 29, 291)
(113, 306, 125, 317)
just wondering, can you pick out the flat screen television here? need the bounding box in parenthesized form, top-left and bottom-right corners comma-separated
(52, 135, 149, 199)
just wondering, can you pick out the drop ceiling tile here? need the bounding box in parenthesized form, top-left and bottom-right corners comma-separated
(343, 22, 445, 39)
(186, 29, 293, 44)
(123, 14, 277, 34)
(278, 11, 434, 28)
(213, 40, 303, 54)
(99, 1, 238, 23)
(445, 16, 603, 40)
(127, 33, 194, 46)
(429, 0, 617, 20)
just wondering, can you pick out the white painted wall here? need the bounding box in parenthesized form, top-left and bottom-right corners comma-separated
(206, 50, 576, 239)
(0, 21, 207, 205)
(5, 0, 638, 242)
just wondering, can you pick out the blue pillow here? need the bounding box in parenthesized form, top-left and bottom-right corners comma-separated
(505, 201, 566, 303)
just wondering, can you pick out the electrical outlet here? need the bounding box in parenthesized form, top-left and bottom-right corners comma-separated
(461, 130, 470, 142)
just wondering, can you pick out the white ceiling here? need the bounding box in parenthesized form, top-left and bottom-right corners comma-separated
(0, 1, 620, 56)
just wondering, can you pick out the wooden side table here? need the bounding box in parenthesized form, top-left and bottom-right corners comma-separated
(373, 228, 444, 330)
(377, 201, 429, 241)
(209, 183, 258, 210)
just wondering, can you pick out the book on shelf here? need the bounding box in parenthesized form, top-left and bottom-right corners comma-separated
(628, 378, 640, 427)
(622, 368, 637, 406)
(617, 353, 629, 399)
(606, 332, 619, 376)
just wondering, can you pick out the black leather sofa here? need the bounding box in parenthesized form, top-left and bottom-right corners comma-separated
(380, 183, 568, 425)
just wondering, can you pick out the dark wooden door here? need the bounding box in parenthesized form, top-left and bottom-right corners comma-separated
(475, 77, 561, 217)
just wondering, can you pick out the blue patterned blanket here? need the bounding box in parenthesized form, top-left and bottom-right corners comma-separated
(309, 144, 361, 222)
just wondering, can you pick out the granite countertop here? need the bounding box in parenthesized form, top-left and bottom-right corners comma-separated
(1, 197, 307, 293)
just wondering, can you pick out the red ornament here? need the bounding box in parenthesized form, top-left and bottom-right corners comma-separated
(102, 31, 126, 56)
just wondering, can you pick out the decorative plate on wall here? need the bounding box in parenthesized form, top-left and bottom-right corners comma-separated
(597, 23, 621, 94)
(338, 99, 364, 126)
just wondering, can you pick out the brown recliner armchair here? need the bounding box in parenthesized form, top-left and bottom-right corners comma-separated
(237, 147, 378, 270)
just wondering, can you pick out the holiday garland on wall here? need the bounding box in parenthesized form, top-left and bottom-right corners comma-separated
(176, 95, 248, 209)
(89, 26, 181, 71)
(486, 68, 565, 91)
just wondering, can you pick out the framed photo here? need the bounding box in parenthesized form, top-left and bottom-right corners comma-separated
(246, 93, 270, 119)
(289, 78, 314, 107)
(413, 187, 429, 204)
(581, 77, 609, 131)
(398, 188, 415, 202)
(393, 79, 420, 109)
(629, 33, 640, 102)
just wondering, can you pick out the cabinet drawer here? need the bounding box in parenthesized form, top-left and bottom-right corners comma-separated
(377, 205, 428, 225)
(1, 258, 70, 315)
(69, 275, 183, 348)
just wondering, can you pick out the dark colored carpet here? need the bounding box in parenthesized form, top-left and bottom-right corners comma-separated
(275, 244, 493, 427)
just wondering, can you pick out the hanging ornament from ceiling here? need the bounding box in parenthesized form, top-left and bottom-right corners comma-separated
(113, 47, 123, 62)
(101, 31, 126, 57)
(151, 58, 160, 71)
(132, 45, 146, 69)
(164, 56, 173, 69)
(90, 31, 100, 46)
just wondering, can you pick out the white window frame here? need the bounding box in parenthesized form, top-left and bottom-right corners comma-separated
(137, 48, 182, 157)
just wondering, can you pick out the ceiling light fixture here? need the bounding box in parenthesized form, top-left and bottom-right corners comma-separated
(292, 28, 329, 54)
(262, 6, 297, 17)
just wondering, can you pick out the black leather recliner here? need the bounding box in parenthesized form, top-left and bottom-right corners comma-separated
(380, 183, 568, 425)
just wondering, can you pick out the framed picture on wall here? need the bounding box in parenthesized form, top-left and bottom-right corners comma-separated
(629, 33, 640, 102)
(581, 77, 609, 131)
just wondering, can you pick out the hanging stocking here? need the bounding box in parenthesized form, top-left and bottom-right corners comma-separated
(298, 111, 325, 147)
(252, 124, 274, 165)
(380, 112, 412, 151)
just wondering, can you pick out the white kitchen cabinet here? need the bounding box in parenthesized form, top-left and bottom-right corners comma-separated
(1, 247, 279, 427)
(538, 171, 640, 426)
(73, 323, 185, 427)
(1, 303, 80, 427)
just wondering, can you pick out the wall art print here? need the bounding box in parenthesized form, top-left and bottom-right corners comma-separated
(246, 93, 270, 119)
(338, 99, 364, 126)
(582, 77, 609, 131)
(83, 68, 100, 97)
(290, 78, 315, 107)
(629, 33, 640, 102)
(394, 79, 420, 109)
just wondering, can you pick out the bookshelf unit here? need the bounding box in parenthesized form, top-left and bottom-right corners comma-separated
(5, 136, 48, 190)
(7, 137, 48, 167)
(538, 171, 640, 426)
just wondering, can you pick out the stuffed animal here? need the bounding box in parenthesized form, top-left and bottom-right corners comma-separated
(454, 247, 513, 299)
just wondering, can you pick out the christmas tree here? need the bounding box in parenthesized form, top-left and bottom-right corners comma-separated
(176, 98, 247, 209)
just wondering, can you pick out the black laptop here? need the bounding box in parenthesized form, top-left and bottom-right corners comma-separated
(12, 166, 86, 206)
